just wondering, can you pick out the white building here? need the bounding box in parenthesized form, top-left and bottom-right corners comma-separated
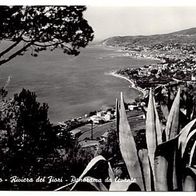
(70, 129, 82, 138)
(90, 115, 103, 124)
(97, 111, 105, 117)
(128, 104, 138, 111)
(104, 113, 112, 122)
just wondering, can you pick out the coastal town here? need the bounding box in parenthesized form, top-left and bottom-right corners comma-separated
(57, 100, 145, 148)
(57, 33, 196, 150)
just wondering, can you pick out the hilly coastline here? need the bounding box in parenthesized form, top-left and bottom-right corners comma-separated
(102, 27, 196, 48)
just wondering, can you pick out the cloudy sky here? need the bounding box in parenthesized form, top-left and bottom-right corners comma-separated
(84, 6, 196, 41)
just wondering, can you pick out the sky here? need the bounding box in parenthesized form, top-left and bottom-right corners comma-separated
(84, 6, 196, 41)
(1, 0, 196, 41)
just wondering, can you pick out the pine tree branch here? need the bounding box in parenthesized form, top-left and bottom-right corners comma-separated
(0, 31, 25, 58)
(0, 42, 33, 66)
(0, 39, 22, 58)
(22, 37, 70, 49)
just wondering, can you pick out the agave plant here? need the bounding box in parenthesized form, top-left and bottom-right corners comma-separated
(56, 88, 196, 191)
(145, 88, 196, 191)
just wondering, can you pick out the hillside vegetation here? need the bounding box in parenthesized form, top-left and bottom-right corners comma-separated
(102, 27, 196, 48)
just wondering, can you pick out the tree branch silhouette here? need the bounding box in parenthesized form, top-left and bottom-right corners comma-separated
(0, 6, 94, 66)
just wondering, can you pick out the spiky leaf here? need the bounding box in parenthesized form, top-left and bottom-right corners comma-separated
(154, 136, 179, 191)
(119, 92, 144, 190)
(154, 155, 168, 191)
(70, 155, 106, 190)
(108, 162, 115, 182)
(178, 118, 196, 151)
(116, 98, 120, 134)
(181, 129, 196, 158)
(138, 149, 152, 191)
(189, 140, 196, 167)
(165, 88, 180, 140)
(182, 166, 196, 191)
(146, 88, 162, 176)
(55, 182, 75, 191)
(161, 104, 169, 121)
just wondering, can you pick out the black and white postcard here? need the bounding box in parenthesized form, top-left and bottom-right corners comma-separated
(0, 0, 196, 191)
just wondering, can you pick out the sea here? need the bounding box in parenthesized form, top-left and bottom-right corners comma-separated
(0, 44, 156, 123)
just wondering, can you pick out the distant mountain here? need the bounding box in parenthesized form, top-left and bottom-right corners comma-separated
(102, 27, 196, 48)
(170, 27, 196, 35)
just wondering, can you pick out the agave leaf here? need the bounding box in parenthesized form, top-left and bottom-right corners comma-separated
(83, 176, 108, 191)
(178, 118, 196, 150)
(55, 182, 75, 191)
(116, 98, 120, 134)
(182, 166, 196, 191)
(154, 136, 179, 191)
(183, 176, 196, 191)
(165, 88, 180, 140)
(146, 88, 162, 177)
(172, 150, 178, 191)
(154, 154, 168, 191)
(138, 149, 152, 191)
(108, 162, 115, 182)
(70, 155, 106, 190)
(109, 181, 141, 191)
(189, 140, 196, 167)
(191, 105, 196, 120)
(181, 129, 196, 158)
(119, 92, 144, 191)
(161, 104, 169, 121)
(153, 97, 162, 145)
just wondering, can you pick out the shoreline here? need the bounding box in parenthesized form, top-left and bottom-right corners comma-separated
(106, 71, 146, 96)
(101, 44, 160, 62)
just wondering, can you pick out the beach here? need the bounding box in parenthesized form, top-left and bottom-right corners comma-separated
(106, 70, 146, 97)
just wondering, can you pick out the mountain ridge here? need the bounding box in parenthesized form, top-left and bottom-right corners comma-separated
(102, 27, 196, 47)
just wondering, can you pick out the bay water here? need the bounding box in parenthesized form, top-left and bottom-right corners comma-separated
(0, 45, 156, 122)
